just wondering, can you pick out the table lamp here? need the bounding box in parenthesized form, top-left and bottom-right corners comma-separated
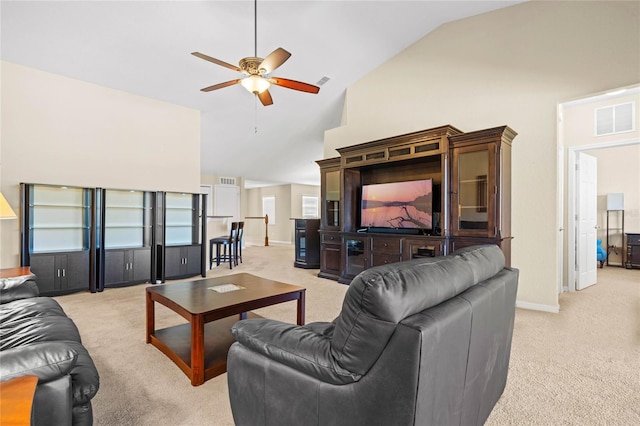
(0, 191, 17, 219)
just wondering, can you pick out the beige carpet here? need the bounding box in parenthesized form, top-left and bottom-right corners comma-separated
(54, 245, 640, 426)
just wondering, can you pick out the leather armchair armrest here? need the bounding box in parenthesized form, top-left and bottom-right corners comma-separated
(231, 318, 360, 385)
(0, 341, 77, 383)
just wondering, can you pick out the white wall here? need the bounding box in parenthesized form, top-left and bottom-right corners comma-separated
(323, 1, 640, 310)
(1, 61, 201, 267)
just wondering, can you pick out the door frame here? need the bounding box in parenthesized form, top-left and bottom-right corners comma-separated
(566, 138, 639, 292)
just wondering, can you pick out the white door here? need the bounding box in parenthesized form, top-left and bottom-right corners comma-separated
(576, 152, 598, 290)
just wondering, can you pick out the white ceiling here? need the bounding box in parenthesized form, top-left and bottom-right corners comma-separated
(1, 1, 522, 187)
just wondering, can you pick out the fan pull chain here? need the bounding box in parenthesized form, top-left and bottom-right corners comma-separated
(255, 95, 258, 133)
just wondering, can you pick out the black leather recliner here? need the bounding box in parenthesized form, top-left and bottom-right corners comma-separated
(227, 245, 519, 426)
(0, 275, 99, 426)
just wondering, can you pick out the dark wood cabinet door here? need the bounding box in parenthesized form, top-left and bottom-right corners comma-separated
(29, 254, 56, 294)
(343, 237, 369, 280)
(64, 251, 90, 291)
(105, 250, 126, 285)
(164, 246, 184, 278)
(132, 248, 151, 282)
(185, 245, 202, 276)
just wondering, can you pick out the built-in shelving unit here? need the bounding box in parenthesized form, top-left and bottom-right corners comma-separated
(98, 189, 154, 289)
(157, 192, 207, 281)
(20, 184, 207, 294)
(21, 184, 94, 295)
(316, 124, 516, 284)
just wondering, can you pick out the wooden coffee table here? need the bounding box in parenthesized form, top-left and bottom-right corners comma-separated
(146, 273, 305, 386)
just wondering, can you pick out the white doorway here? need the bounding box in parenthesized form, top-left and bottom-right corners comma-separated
(566, 138, 640, 292)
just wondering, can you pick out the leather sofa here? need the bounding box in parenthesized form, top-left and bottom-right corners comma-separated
(0, 274, 99, 426)
(227, 245, 519, 426)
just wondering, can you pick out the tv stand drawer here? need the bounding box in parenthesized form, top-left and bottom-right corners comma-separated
(371, 237, 402, 254)
(371, 253, 403, 267)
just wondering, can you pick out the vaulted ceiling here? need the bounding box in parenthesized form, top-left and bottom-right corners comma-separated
(1, 1, 522, 187)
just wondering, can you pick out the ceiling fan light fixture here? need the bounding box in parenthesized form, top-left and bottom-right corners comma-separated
(241, 75, 271, 94)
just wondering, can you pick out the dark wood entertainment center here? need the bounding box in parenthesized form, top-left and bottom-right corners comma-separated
(316, 124, 516, 283)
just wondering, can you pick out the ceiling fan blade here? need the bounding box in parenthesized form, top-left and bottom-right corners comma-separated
(259, 48, 291, 74)
(258, 90, 274, 106)
(192, 52, 241, 72)
(269, 77, 320, 94)
(200, 79, 242, 92)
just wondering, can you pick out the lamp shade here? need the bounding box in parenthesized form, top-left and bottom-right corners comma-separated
(606, 193, 624, 211)
(0, 192, 17, 219)
(240, 75, 271, 94)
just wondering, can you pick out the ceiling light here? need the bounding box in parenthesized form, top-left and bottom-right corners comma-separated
(240, 75, 271, 94)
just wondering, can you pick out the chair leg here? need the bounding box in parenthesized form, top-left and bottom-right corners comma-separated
(216, 243, 221, 266)
(227, 245, 233, 269)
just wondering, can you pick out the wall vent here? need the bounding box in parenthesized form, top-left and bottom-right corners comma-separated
(595, 102, 634, 136)
(220, 177, 236, 185)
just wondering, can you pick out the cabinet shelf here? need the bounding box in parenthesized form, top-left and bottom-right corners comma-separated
(105, 225, 150, 228)
(107, 205, 148, 210)
(31, 248, 89, 254)
(30, 225, 90, 229)
(30, 203, 89, 208)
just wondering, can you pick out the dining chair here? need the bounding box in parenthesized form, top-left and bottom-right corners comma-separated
(235, 222, 244, 265)
(209, 222, 238, 269)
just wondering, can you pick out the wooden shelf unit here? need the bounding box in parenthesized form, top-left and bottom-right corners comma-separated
(316, 124, 516, 283)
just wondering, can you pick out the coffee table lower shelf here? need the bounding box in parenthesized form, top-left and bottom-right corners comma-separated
(149, 313, 261, 384)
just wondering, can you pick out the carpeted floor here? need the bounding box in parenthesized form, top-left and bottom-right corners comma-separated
(54, 244, 640, 425)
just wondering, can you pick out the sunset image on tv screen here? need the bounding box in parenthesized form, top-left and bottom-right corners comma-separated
(361, 179, 433, 229)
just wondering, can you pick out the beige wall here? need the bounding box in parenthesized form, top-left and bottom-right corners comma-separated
(244, 184, 320, 246)
(593, 146, 640, 264)
(561, 91, 640, 270)
(1, 61, 201, 268)
(323, 1, 640, 310)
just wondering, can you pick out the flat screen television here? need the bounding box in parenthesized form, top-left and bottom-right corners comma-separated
(360, 179, 433, 231)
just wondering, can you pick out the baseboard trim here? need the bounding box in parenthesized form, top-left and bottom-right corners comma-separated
(516, 300, 560, 314)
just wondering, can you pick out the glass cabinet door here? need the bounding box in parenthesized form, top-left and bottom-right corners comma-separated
(325, 170, 340, 228)
(452, 145, 495, 236)
(344, 237, 368, 278)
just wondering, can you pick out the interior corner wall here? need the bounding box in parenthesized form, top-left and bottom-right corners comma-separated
(323, 1, 640, 310)
(244, 185, 293, 245)
(0, 61, 201, 268)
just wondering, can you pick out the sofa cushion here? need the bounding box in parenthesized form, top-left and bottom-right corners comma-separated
(0, 276, 39, 304)
(1, 297, 67, 324)
(331, 244, 505, 376)
(0, 315, 82, 351)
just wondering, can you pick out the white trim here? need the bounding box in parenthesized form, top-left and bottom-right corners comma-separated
(516, 300, 560, 314)
(556, 104, 565, 295)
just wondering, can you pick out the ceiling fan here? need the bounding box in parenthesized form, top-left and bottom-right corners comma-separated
(192, 0, 319, 106)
